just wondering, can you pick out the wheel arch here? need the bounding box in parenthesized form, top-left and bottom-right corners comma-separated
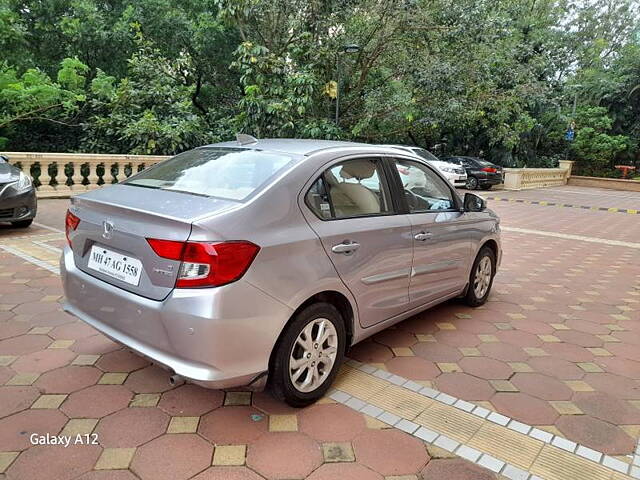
(480, 238, 499, 260)
(267, 290, 355, 379)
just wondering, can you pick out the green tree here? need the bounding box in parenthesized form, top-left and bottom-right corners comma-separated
(571, 106, 629, 175)
(81, 36, 215, 155)
(0, 58, 88, 148)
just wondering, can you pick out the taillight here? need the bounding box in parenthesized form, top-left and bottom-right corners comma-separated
(146, 238, 260, 288)
(481, 167, 497, 173)
(65, 210, 80, 247)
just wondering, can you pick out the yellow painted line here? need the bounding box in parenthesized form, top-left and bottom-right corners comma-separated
(488, 196, 639, 214)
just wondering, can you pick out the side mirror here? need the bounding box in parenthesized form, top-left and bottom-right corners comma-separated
(464, 193, 486, 212)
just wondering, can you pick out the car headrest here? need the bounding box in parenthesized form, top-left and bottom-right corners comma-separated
(339, 160, 376, 181)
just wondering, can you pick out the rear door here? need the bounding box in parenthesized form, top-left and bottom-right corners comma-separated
(302, 156, 413, 328)
(388, 157, 472, 306)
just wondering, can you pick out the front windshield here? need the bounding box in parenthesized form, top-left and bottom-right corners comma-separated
(125, 147, 294, 201)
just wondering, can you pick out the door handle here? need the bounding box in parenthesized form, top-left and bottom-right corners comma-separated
(414, 232, 432, 242)
(331, 241, 360, 255)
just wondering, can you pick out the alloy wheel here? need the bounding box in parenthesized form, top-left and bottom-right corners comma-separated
(473, 256, 492, 298)
(289, 318, 338, 393)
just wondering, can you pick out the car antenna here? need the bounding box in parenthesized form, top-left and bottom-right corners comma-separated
(236, 133, 259, 146)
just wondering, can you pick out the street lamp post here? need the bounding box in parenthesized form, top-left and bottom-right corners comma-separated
(335, 44, 360, 125)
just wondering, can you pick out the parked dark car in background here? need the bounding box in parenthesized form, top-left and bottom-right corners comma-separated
(0, 154, 37, 228)
(441, 156, 503, 190)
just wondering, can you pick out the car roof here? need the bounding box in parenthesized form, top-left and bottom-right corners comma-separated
(208, 138, 375, 156)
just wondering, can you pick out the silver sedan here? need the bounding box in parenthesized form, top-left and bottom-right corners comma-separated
(61, 137, 501, 406)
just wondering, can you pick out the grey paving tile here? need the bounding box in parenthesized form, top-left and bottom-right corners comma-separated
(456, 445, 482, 462)
(576, 445, 602, 463)
(478, 453, 505, 473)
(414, 426, 438, 443)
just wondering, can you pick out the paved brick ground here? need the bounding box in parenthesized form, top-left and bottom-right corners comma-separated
(0, 185, 639, 479)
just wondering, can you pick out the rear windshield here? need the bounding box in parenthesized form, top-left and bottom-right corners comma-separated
(124, 147, 294, 201)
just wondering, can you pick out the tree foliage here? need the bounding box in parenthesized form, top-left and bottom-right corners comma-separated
(1, 0, 639, 176)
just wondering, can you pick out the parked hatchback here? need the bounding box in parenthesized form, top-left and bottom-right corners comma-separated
(61, 138, 501, 406)
(441, 156, 503, 190)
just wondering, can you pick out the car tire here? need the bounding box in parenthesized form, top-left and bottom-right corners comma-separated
(270, 302, 346, 407)
(480, 184, 492, 190)
(466, 176, 479, 190)
(464, 247, 496, 307)
(11, 219, 33, 228)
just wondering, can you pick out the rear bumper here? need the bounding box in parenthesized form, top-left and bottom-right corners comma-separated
(478, 176, 503, 186)
(60, 246, 292, 389)
(442, 172, 467, 186)
(0, 188, 37, 222)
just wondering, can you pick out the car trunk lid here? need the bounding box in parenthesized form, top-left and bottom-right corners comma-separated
(70, 184, 238, 301)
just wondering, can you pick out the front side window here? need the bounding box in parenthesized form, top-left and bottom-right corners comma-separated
(306, 158, 391, 219)
(125, 147, 294, 201)
(393, 159, 455, 212)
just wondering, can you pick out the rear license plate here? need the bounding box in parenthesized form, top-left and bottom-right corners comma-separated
(87, 245, 143, 286)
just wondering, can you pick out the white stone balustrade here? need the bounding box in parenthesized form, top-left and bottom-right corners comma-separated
(502, 161, 574, 191)
(0, 152, 169, 198)
(2, 151, 577, 195)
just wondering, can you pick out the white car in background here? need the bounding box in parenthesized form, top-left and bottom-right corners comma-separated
(380, 145, 467, 187)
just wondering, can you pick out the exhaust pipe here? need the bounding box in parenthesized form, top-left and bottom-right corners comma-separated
(169, 374, 185, 387)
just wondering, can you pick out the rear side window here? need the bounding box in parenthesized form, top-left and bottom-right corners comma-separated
(306, 158, 392, 220)
(125, 147, 294, 201)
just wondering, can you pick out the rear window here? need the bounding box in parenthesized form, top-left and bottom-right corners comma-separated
(124, 147, 294, 201)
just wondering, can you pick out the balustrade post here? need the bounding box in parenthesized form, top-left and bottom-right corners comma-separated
(86, 161, 101, 189)
(38, 160, 55, 194)
(70, 161, 86, 193)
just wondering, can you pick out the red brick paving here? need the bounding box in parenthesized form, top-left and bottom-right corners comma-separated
(298, 403, 367, 442)
(352, 429, 430, 476)
(193, 466, 266, 480)
(61, 385, 133, 418)
(36, 366, 102, 393)
(96, 350, 150, 373)
(421, 457, 498, 479)
(95, 407, 169, 447)
(158, 384, 224, 416)
(130, 433, 213, 480)
(247, 432, 322, 479)
(306, 463, 383, 480)
(199, 406, 269, 444)
(124, 365, 175, 393)
(11, 348, 76, 373)
(490, 392, 559, 425)
(0, 188, 640, 478)
(435, 372, 495, 400)
(7, 443, 102, 480)
(556, 414, 635, 455)
(0, 385, 40, 417)
(0, 409, 67, 450)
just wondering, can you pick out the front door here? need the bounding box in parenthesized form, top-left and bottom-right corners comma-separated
(389, 157, 471, 306)
(303, 156, 413, 328)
